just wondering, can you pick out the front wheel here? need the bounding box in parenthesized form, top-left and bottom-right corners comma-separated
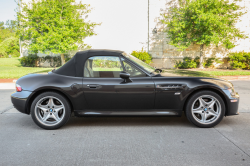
(186, 91, 225, 128)
(31, 92, 71, 130)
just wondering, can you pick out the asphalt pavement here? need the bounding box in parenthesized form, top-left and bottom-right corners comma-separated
(0, 81, 250, 166)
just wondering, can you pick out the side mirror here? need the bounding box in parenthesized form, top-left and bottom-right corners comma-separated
(120, 72, 132, 83)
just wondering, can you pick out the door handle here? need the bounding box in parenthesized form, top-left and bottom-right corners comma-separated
(87, 84, 99, 89)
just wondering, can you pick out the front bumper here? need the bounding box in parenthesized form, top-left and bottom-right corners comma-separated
(224, 92, 240, 116)
(11, 91, 33, 114)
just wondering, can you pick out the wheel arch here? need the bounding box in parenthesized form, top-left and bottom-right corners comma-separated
(183, 87, 228, 116)
(25, 88, 74, 114)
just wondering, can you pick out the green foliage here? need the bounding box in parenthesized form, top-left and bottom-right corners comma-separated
(40, 55, 61, 67)
(20, 54, 72, 67)
(93, 58, 120, 69)
(17, 0, 99, 55)
(203, 57, 222, 68)
(131, 49, 152, 64)
(175, 56, 222, 69)
(161, 0, 247, 68)
(194, 56, 201, 67)
(175, 57, 197, 69)
(20, 54, 39, 67)
(161, 0, 247, 50)
(229, 52, 250, 69)
(0, 20, 19, 58)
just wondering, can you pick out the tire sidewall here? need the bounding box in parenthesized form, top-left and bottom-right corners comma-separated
(186, 91, 225, 128)
(31, 92, 71, 130)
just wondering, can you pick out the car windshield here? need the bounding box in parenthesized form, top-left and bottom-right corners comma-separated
(122, 53, 155, 73)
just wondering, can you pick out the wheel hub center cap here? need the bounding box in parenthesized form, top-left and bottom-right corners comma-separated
(204, 108, 208, 111)
(50, 109, 53, 112)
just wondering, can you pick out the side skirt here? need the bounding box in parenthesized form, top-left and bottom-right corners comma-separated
(74, 109, 182, 117)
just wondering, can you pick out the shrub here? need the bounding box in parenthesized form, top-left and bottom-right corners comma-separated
(228, 52, 250, 69)
(203, 57, 222, 68)
(20, 54, 71, 67)
(131, 49, 152, 64)
(175, 56, 222, 69)
(20, 54, 39, 67)
(175, 57, 197, 69)
(40, 55, 61, 67)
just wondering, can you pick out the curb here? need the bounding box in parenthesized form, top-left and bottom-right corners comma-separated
(217, 76, 250, 80)
(0, 79, 17, 83)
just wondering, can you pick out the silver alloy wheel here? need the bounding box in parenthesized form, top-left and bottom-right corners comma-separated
(191, 95, 221, 124)
(34, 96, 65, 126)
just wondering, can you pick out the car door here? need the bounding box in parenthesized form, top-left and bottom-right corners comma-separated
(82, 55, 155, 110)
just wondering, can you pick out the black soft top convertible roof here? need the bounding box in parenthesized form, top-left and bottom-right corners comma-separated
(54, 49, 124, 77)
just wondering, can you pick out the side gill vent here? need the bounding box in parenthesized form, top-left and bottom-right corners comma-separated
(156, 84, 186, 89)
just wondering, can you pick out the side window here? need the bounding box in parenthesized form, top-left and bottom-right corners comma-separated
(84, 56, 123, 78)
(122, 60, 147, 77)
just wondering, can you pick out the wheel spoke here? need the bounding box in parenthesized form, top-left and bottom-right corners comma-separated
(200, 112, 208, 122)
(52, 112, 60, 122)
(193, 108, 203, 115)
(42, 112, 50, 121)
(207, 99, 216, 108)
(198, 98, 207, 108)
(208, 109, 218, 117)
(54, 105, 64, 112)
(47, 98, 55, 108)
(37, 105, 48, 112)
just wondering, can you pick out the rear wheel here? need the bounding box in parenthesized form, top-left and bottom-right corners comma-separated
(31, 92, 71, 130)
(186, 91, 225, 128)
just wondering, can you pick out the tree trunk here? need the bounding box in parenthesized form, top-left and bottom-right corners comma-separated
(199, 44, 204, 69)
(61, 53, 65, 65)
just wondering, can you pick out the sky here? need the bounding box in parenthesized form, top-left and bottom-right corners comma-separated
(0, 0, 18, 23)
(0, 0, 165, 53)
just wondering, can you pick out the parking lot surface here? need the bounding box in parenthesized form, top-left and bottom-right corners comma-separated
(0, 81, 250, 166)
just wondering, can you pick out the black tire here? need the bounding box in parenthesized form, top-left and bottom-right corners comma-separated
(185, 90, 225, 128)
(31, 92, 71, 130)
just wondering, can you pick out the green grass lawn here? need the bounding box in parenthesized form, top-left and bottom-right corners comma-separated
(0, 58, 53, 79)
(165, 69, 250, 77)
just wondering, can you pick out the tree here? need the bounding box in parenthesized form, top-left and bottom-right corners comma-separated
(161, 0, 247, 68)
(17, 0, 98, 65)
(0, 21, 19, 58)
(131, 48, 152, 64)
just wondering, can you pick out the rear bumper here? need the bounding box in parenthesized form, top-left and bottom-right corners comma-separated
(225, 93, 240, 116)
(11, 91, 33, 114)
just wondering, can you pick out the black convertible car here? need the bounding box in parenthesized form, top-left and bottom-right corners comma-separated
(11, 49, 239, 129)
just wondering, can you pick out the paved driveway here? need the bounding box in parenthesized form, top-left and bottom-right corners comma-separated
(0, 81, 250, 166)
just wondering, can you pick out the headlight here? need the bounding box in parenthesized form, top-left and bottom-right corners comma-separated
(228, 87, 236, 96)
